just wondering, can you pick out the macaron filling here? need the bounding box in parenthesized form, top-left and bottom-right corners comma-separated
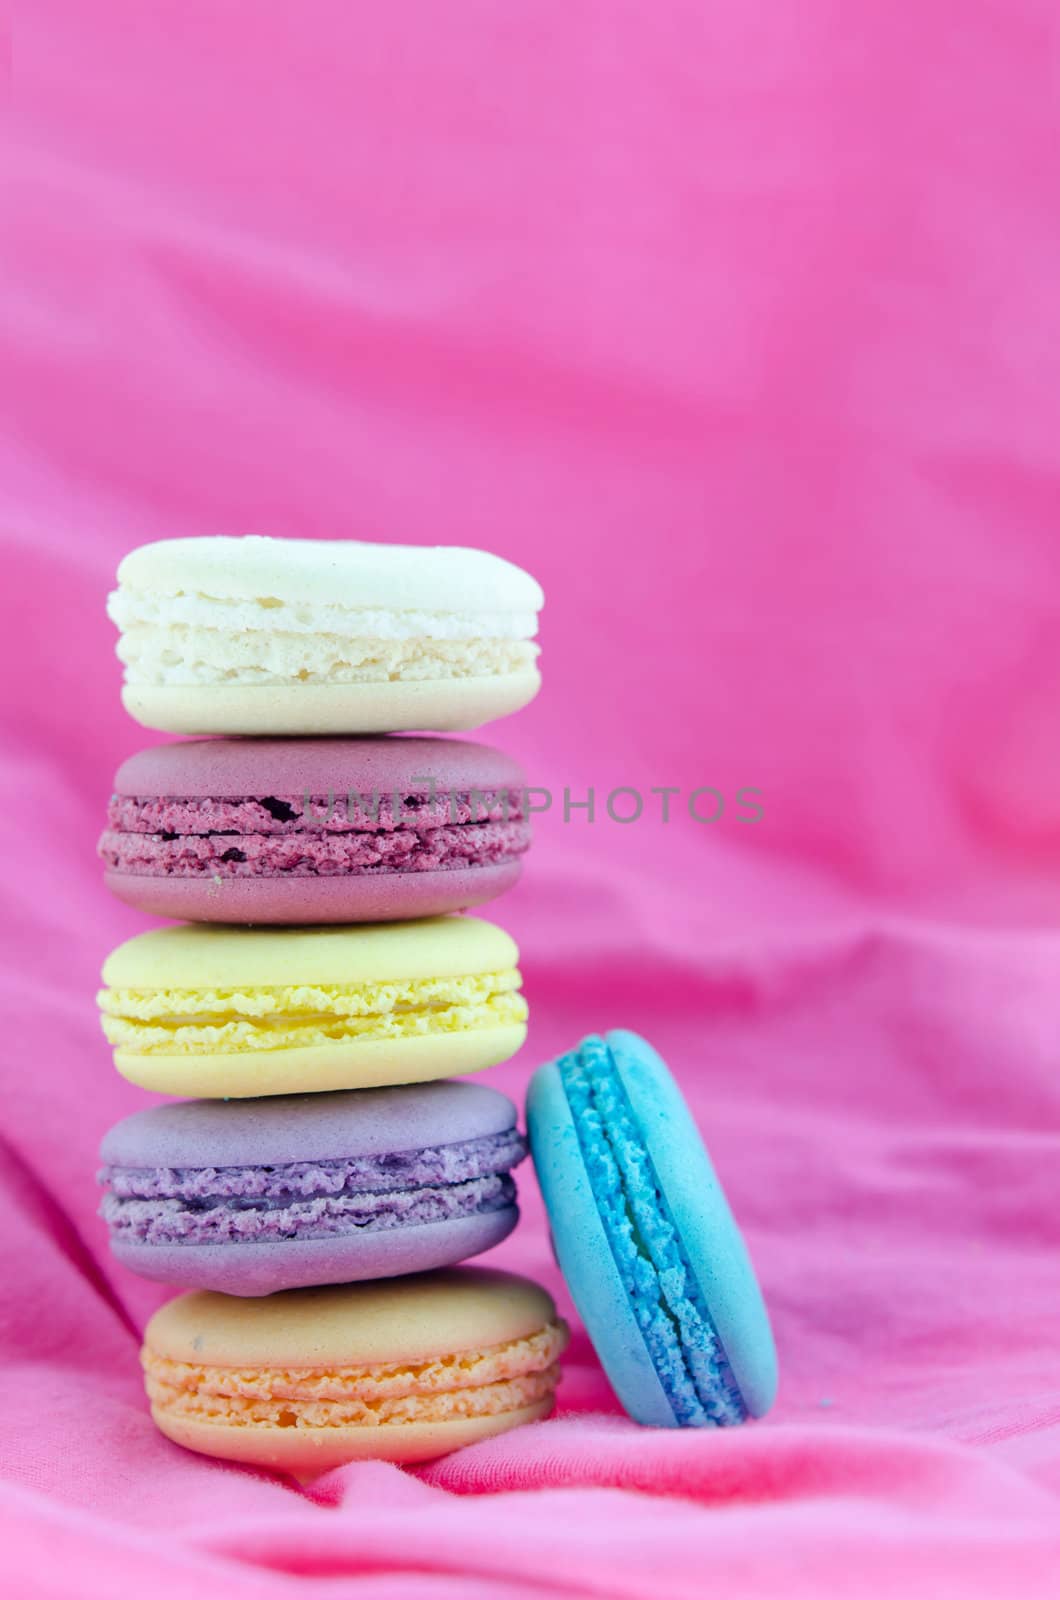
(107, 591, 540, 687)
(100, 1128, 526, 1247)
(143, 1319, 568, 1429)
(558, 1038, 748, 1426)
(100, 790, 529, 880)
(98, 971, 527, 1055)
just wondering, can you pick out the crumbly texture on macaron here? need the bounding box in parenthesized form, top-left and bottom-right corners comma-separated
(98, 973, 526, 1056)
(106, 789, 525, 835)
(100, 1127, 526, 1246)
(143, 1320, 568, 1429)
(109, 592, 539, 688)
(100, 789, 529, 879)
(559, 1039, 747, 1426)
(104, 1128, 525, 1199)
(102, 1171, 516, 1246)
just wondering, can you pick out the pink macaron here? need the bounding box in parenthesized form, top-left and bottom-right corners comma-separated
(100, 736, 530, 925)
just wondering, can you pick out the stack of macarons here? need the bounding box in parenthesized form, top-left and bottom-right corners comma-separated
(99, 534, 780, 1474)
(98, 535, 569, 1473)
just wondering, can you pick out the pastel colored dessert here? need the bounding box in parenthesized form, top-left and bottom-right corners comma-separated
(142, 1268, 569, 1471)
(100, 736, 530, 924)
(527, 1029, 777, 1428)
(107, 536, 543, 735)
(98, 1082, 527, 1294)
(98, 916, 526, 1098)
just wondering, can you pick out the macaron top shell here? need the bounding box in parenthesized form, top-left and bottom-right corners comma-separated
(111, 736, 526, 800)
(114, 537, 544, 614)
(101, 916, 518, 990)
(145, 1268, 558, 1368)
(101, 1081, 517, 1169)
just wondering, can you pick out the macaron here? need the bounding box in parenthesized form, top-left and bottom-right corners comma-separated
(98, 916, 526, 1098)
(107, 536, 543, 735)
(142, 1268, 569, 1471)
(99, 1082, 526, 1294)
(99, 736, 530, 925)
(527, 1029, 777, 1428)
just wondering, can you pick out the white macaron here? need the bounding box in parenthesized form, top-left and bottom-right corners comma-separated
(108, 536, 543, 735)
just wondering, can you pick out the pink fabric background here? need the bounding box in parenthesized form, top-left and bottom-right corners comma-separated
(3, 2, 1060, 1594)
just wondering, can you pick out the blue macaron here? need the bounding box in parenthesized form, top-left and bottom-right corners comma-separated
(527, 1029, 777, 1427)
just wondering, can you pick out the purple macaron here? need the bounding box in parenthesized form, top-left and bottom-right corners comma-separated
(99, 1081, 527, 1295)
(99, 736, 530, 923)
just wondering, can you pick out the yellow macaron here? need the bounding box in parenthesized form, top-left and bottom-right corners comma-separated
(98, 915, 526, 1097)
(142, 1268, 568, 1472)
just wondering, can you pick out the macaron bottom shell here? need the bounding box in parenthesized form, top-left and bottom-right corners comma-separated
(111, 1206, 518, 1296)
(114, 1023, 528, 1098)
(103, 860, 523, 925)
(121, 673, 542, 736)
(150, 1399, 555, 1473)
